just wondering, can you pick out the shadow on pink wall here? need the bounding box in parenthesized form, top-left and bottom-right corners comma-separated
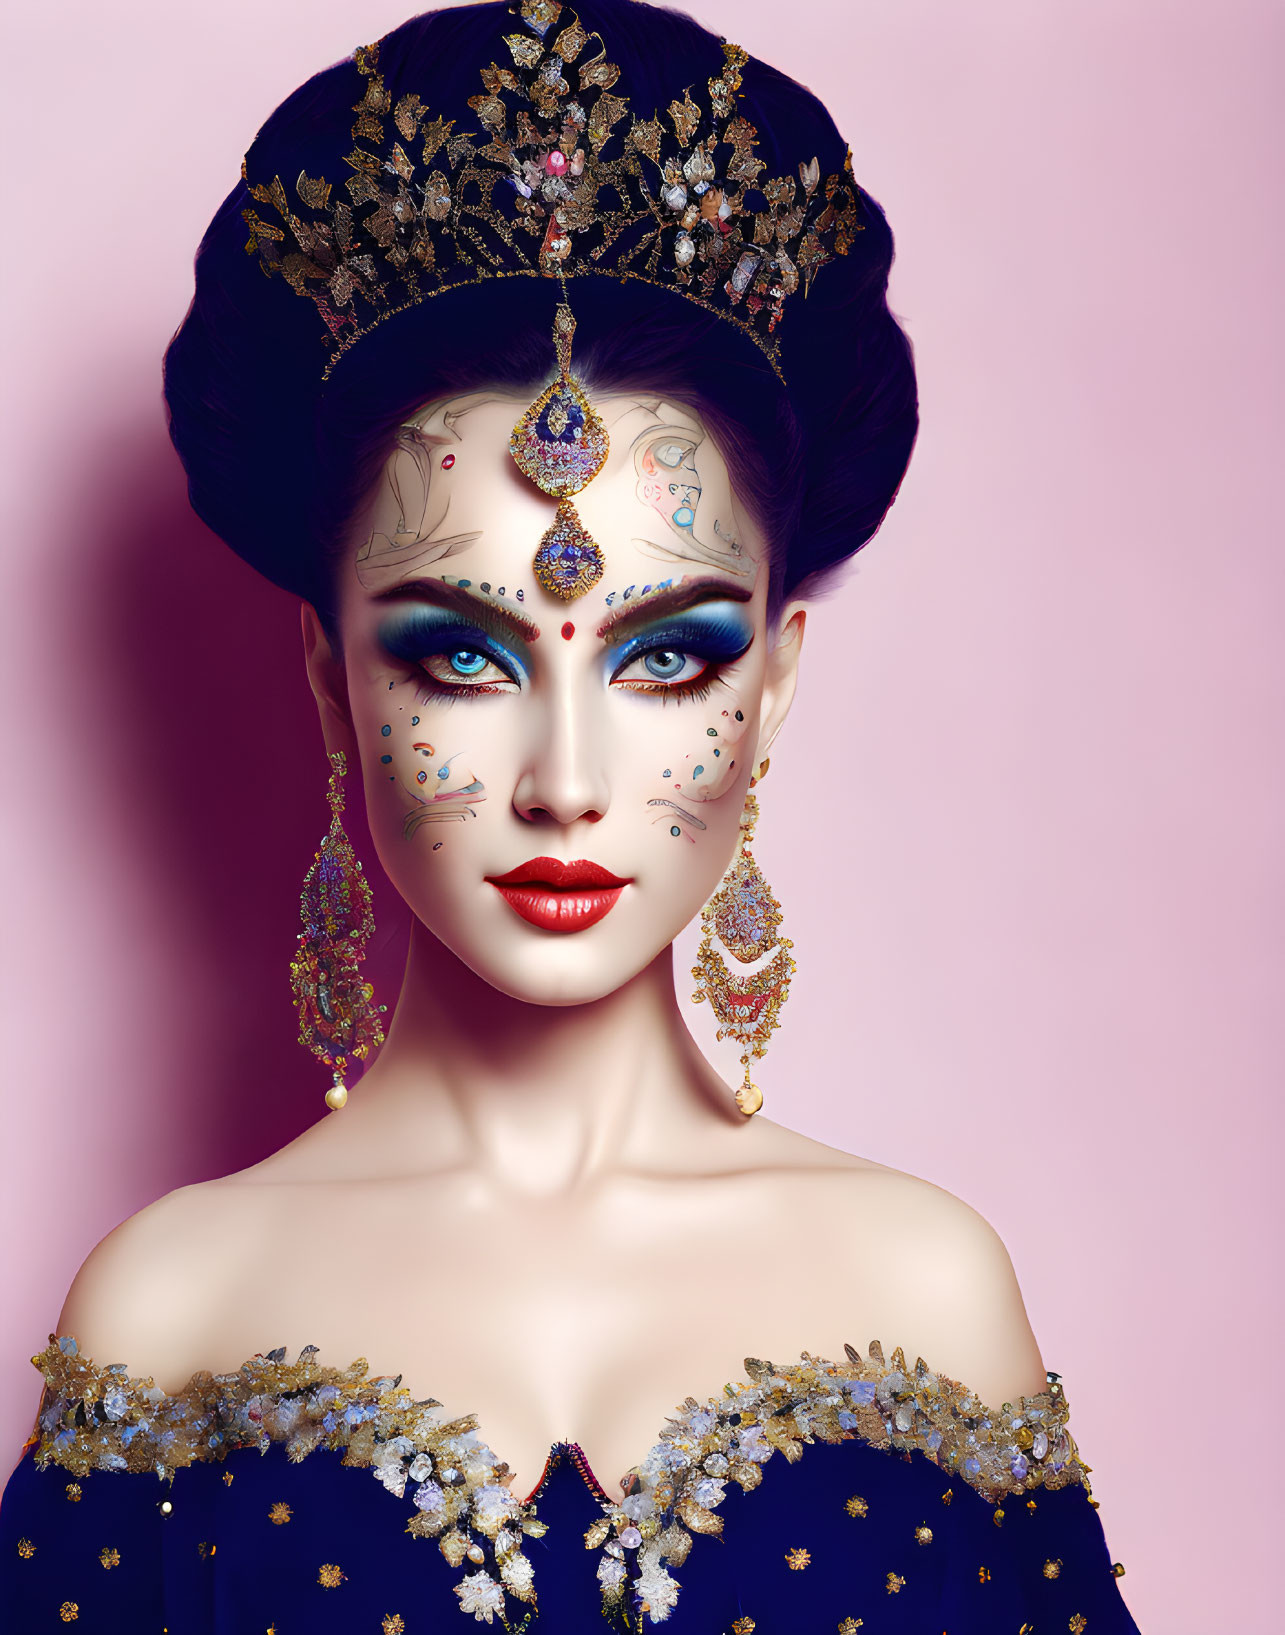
(83, 412, 412, 1182)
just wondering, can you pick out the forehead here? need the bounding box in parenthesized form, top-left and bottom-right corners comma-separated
(342, 388, 765, 600)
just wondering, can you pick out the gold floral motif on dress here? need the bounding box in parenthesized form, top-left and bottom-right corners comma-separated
(32, 1334, 1089, 1630)
(586, 1340, 1088, 1624)
(29, 1337, 544, 1622)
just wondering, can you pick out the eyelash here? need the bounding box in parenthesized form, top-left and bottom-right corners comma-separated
(611, 660, 721, 702)
(415, 676, 507, 708)
(413, 661, 723, 706)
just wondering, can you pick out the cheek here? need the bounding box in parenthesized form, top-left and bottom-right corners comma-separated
(355, 672, 494, 851)
(633, 689, 755, 852)
(654, 698, 753, 806)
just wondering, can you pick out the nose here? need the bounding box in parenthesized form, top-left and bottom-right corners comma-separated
(511, 683, 610, 826)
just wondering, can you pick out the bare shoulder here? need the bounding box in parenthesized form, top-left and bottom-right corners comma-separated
(57, 1176, 276, 1390)
(774, 1137, 1047, 1409)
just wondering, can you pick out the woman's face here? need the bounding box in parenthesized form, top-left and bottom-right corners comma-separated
(305, 388, 805, 1006)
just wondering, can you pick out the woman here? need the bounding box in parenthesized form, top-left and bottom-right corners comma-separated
(0, 1, 1140, 1629)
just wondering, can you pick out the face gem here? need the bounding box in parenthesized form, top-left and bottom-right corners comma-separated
(604, 578, 671, 608)
(561, 621, 575, 640)
(440, 454, 456, 469)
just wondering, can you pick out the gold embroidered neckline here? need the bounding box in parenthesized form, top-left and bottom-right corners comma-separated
(32, 1334, 1088, 1627)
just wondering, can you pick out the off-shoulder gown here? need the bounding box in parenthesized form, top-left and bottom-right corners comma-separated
(0, 1335, 1140, 1632)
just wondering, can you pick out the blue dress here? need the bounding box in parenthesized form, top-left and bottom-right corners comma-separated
(1, 1335, 1139, 1632)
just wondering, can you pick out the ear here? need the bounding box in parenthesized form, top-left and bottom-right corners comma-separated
(754, 599, 808, 769)
(300, 602, 358, 762)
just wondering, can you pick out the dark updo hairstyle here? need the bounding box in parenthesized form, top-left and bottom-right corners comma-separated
(163, 0, 917, 643)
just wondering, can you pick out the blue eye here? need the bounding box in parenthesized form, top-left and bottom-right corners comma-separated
(376, 608, 525, 695)
(610, 602, 754, 697)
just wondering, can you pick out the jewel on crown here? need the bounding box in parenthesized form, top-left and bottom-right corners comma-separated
(240, 0, 864, 382)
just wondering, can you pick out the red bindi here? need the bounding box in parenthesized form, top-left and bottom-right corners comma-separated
(561, 621, 575, 640)
(440, 454, 455, 469)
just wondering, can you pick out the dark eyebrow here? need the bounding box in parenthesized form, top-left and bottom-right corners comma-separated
(373, 577, 541, 643)
(596, 577, 754, 645)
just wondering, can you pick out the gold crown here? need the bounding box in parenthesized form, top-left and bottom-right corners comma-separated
(241, 0, 863, 382)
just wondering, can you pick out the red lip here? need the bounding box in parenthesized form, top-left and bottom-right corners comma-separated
(488, 857, 630, 889)
(485, 856, 632, 933)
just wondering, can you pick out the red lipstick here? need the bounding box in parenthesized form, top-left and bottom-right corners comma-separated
(485, 856, 631, 933)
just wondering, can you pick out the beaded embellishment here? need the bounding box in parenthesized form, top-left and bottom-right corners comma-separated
(31, 1335, 1088, 1629)
(239, 0, 863, 382)
(30, 1337, 544, 1619)
(588, 1343, 1087, 1625)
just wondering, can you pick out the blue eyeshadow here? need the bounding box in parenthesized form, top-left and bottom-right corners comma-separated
(611, 602, 754, 670)
(377, 606, 528, 679)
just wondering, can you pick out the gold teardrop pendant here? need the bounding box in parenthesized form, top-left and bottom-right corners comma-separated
(531, 498, 606, 601)
(508, 302, 609, 498)
(509, 374, 610, 498)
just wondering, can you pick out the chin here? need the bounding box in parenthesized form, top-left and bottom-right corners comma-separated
(432, 920, 672, 1008)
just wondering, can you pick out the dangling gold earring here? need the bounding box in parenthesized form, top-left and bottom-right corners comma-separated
(290, 749, 386, 1111)
(691, 759, 795, 1116)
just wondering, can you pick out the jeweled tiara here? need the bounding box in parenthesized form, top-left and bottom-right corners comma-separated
(240, 0, 864, 384)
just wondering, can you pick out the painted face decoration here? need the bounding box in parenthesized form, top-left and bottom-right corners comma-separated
(641, 437, 701, 531)
(356, 410, 485, 590)
(631, 417, 751, 579)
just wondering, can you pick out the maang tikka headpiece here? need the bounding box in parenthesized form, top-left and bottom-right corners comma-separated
(509, 294, 610, 598)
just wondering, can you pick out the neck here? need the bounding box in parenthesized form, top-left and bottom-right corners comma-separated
(345, 919, 738, 1193)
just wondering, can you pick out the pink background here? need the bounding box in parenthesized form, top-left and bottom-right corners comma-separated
(3, 1, 1281, 1627)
